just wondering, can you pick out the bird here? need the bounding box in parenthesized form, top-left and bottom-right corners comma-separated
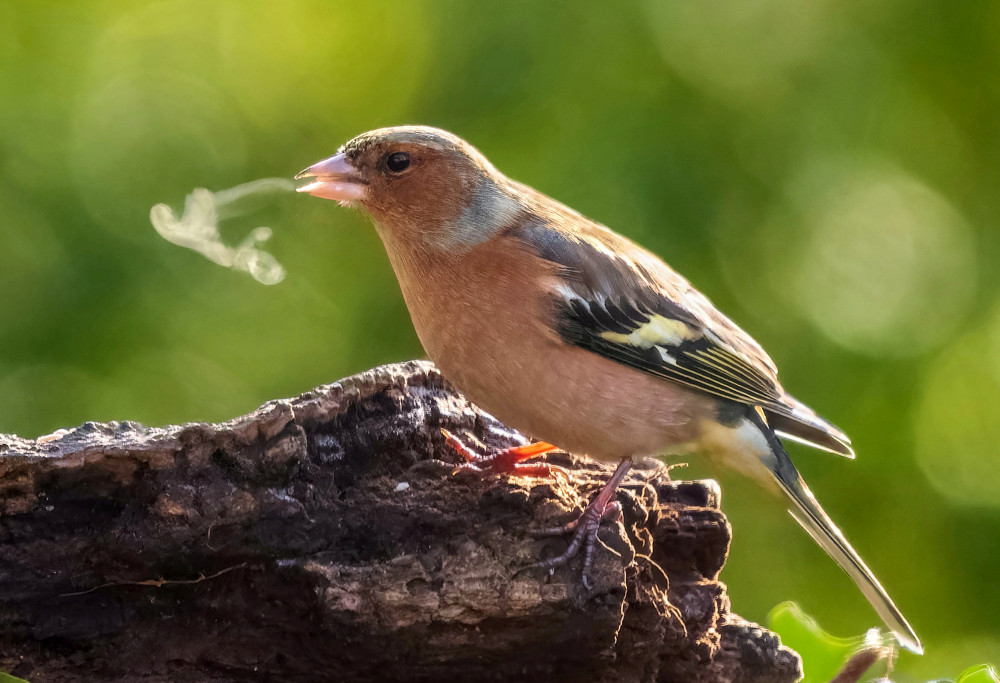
(295, 125, 922, 655)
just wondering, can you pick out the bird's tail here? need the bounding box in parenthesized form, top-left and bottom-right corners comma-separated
(749, 413, 923, 655)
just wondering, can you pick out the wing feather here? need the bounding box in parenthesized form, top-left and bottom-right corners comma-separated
(510, 212, 853, 457)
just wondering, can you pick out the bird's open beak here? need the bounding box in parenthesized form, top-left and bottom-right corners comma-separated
(294, 152, 367, 202)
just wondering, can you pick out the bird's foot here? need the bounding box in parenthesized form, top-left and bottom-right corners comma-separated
(440, 428, 564, 478)
(526, 457, 633, 589)
(527, 498, 624, 590)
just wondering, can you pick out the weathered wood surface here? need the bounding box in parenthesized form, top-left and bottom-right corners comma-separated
(0, 361, 801, 682)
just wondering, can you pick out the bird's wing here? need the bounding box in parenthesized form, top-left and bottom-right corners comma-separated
(512, 215, 853, 457)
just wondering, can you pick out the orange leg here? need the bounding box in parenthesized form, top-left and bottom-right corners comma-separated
(440, 429, 562, 478)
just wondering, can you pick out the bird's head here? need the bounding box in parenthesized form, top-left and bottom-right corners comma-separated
(296, 126, 523, 251)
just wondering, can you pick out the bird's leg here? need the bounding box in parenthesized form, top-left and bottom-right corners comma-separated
(440, 429, 562, 478)
(528, 457, 632, 589)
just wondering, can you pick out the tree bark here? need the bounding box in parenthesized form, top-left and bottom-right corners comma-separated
(0, 361, 801, 682)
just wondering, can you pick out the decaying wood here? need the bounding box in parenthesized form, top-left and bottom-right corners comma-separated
(0, 361, 802, 682)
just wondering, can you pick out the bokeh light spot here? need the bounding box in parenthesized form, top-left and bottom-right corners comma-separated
(915, 314, 1000, 510)
(787, 159, 976, 357)
(644, 0, 834, 105)
(69, 70, 249, 237)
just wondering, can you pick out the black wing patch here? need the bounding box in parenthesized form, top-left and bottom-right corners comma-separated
(557, 295, 786, 409)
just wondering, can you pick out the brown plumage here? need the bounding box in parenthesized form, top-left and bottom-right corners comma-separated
(382, 227, 716, 460)
(296, 125, 921, 654)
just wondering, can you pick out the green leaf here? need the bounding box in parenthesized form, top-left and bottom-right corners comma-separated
(0, 672, 31, 683)
(767, 601, 872, 682)
(956, 665, 1000, 683)
(768, 603, 999, 683)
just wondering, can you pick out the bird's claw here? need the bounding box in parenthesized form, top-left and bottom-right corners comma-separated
(440, 428, 564, 479)
(526, 500, 623, 588)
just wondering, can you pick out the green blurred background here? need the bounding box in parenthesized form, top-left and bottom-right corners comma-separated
(1, 1, 998, 678)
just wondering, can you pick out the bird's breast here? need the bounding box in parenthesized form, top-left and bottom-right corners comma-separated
(380, 235, 714, 461)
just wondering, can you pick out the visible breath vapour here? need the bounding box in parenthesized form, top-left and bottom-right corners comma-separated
(150, 178, 295, 285)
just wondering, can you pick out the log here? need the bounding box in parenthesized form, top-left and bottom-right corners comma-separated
(0, 361, 802, 682)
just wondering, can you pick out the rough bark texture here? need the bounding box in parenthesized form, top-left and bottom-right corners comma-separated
(0, 361, 801, 682)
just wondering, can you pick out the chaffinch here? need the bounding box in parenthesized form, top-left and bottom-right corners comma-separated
(296, 126, 921, 654)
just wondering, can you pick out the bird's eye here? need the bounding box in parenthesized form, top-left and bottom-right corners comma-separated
(385, 151, 411, 174)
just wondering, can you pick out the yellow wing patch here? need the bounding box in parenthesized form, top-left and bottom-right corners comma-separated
(598, 314, 697, 349)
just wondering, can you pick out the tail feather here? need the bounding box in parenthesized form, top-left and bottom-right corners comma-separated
(752, 416, 922, 654)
